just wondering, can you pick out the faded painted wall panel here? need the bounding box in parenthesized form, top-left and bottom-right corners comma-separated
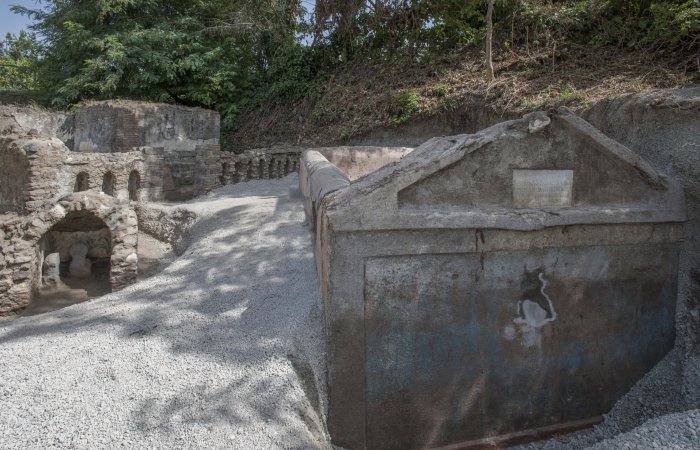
(73, 101, 219, 153)
(364, 243, 678, 449)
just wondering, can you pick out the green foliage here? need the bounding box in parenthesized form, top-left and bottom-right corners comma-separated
(390, 89, 420, 124)
(12, 0, 302, 112)
(513, 0, 699, 52)
(6, 0, 696, 133)
(258, 42, 330, 102)
(312, 0, 698, 62)
(428, 83, 449, 97)
(0, 31, 42, 90)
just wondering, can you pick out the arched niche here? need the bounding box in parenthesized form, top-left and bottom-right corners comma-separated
(74, 172, 90, 192)
(102, 171, 116, 196)
(34, 210, 113, 313)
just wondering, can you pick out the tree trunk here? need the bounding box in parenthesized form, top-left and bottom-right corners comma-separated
(485, 0, 495, 81)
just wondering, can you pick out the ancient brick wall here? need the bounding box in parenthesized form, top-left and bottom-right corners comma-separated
(73, 101, 219, 153)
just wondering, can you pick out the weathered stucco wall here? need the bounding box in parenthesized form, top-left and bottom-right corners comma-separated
(315, 146, 413, 181)
(73, 101, 220, 153)
(0, 104, 73, 147)
(583, 86, 700, 407)
(309, 109, 686, 449)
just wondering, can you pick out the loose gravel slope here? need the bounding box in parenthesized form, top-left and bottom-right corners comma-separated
(0, 175, 329, 449)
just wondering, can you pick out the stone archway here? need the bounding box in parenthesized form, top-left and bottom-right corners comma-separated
(0, 192, 140, 315)
(34, 210, 113, 312)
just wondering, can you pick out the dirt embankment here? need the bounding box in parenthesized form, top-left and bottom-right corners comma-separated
(228, 46, 696, 151)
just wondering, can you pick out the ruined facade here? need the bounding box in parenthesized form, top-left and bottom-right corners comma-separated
(0, 193, 138, 315)
(0, 101, 223, 315)
(72, 101, 220, 153)
(301, 109, 686, 449)
(0, 99, 310, 315)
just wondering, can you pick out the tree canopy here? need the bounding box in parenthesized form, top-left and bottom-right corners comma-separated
(12, 0, 303, 112)
(6, 0, 698, 115)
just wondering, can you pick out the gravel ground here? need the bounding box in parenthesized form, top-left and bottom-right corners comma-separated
(0, 175, 329, 449)
(512, 348, 699, 449)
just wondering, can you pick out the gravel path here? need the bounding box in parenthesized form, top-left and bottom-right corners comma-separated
(0, 175, 329, 449)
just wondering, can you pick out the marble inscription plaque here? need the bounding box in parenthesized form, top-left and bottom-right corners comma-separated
(513, 169, 573, 208)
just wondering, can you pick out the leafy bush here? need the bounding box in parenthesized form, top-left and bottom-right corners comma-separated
(390, 89, 420, 124)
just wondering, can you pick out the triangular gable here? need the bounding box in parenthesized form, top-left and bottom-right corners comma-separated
(324, 108, 685, 232)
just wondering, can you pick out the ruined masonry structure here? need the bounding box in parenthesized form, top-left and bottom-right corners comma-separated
(0, 100, 303, 315)
(0, 103, 182, 314)
(301, 108, 686, 449)
(72, 101, 302, 200)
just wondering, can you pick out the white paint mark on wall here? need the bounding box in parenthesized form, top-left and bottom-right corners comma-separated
(507, 272, 557, 348)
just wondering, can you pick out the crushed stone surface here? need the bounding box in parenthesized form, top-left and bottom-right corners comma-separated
(0, 175, 329, 449)
(512, 348, 699, 449)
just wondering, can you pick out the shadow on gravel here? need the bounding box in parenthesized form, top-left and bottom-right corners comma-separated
(0, 177, 328, 447)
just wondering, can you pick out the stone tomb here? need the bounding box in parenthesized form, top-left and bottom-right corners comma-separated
(302, 108, 686, 449)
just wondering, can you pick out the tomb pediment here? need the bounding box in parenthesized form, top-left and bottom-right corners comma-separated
(325, 108, 685, 231)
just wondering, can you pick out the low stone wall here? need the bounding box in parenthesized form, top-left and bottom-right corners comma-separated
(219, 148, 301, 185)
(299, 150, 350, 233)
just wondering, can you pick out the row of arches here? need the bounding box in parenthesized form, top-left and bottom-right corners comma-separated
(220, 156, 299, 185)
(74, 170, 141, 201)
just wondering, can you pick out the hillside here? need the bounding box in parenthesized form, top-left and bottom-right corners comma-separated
(226, 45, 696, 151)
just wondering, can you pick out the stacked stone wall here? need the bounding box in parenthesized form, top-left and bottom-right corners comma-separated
(59, 151, 149, 202)
(219, 148, 301, 185)
(194, 144, 221, 196)
(0, 140, 30, 213)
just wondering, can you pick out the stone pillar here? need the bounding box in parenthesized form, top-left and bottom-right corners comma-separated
(194, 144, 221, 196)
(109, 208, 139, 291)
(140, 146, 165, 202)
